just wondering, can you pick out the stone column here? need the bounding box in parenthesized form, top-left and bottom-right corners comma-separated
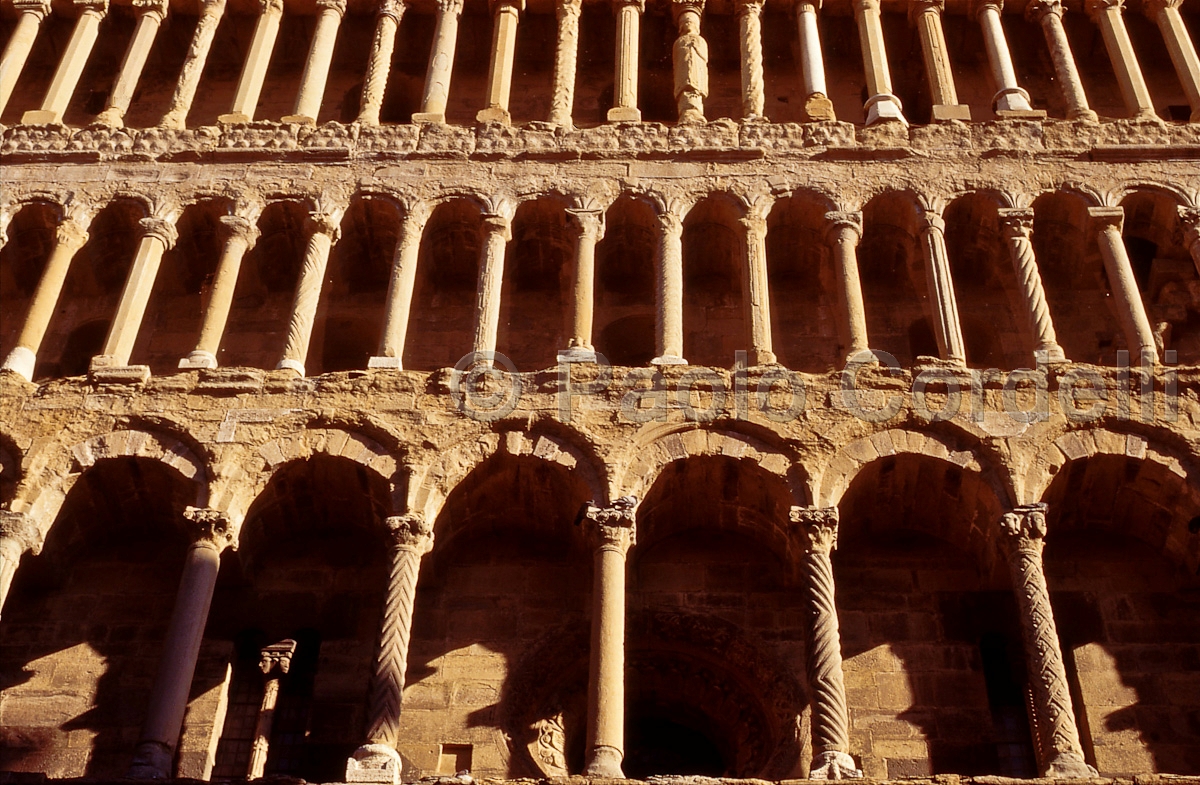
(358, 0, 406, 126)
(95, 0, 168, 127)
(852, 0, 906, 125)
(246, 640, 296, 780)
(581, 497, 637, 779)
(0, 215, 90, 382)
(653, 211, 686, 365)
(997, 505, 1096, 778)
(92, 217, 178, 372)
(608, 0, 645, 122)
(917, 208, 966, 364)
(346, 514, 434, 784)
(741, 213, 775, 365)
(1145, 0, 1200, 122)
(736, 0, 766, 120)
(910, 0, 970, 121)
(1089, 206, 1158, 363)
(22, 0, 108, 125)
(0, 0, 52, 118)
(795, 1, 835, 121)
(1087, 0, 1156, 119)
(412, 0, 464, 124)
(997, 208, 1066, 363)
(972, 0, 1045, 118)
(1026, 0, 1097, 121)
(789, 507, 861, 780)
(1179, 206, 1200, 278)
(128, 508, 235, 779)
(370, 204, 432, 370)
(548, 0, 582, 128)
(825, 211, 869, 362)
(283, 0, 348, 124)
(472, 213, 511, 361)
(218, 0, 284, 124)
(671, 0, 708, 124)
(179, 214, 260, 369)
(159, 0, 226, 129)
(276, 209, 342, 377)
(0, 510, 41, 622)
(476, 0, 524, 125)
(562, 208, 605, 360)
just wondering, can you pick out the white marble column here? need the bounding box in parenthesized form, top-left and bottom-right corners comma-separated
(218, 0, 285, 123)
(1087, 0, 1156, 119)
(671, 0, 708, 124)
(160, 0, 227, 129)
(825, 211, 869, 362)
(1145, 0, 1200, 122)
(413, 0, 465, 123)
(910, 0, 970, 121)
(972, 0, 1045, 118)
(283, 0, 348, 124)
(548, 0, 582, 128)
(741, 212, 775, 365)
(852, 0, 906, 125)
(608, 0, 645, 122)
(1026, 0, 1097, 122)
(997, 208, 1066, 363)
(369, 203, 432, 369)
(179, 214, 260, 369)
(477, 0, 524, 124)
(918, 208, 966, 363)
(1089, 206, 1158, 363)
(736, 0, 766, 120)
(277, 207, 343, 377)
(22, 0, 108, 125)
(472, 213, 511, 361)
(795, 0, 835, 121)
(561, 208, 604, 361)
(653, 210, 686, 365)
(95, 0, 169, 127)
(358, 0, 406, 126)
(0, 510, 42, 622)
(0, 0, 52, 118)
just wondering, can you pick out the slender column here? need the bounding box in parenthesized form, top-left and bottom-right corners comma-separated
(246, 641, 296, 780)
(671, 0, 708, 124)
(825, 211, 869, 362)
(283, 0, 348, 124)
(160, 0, 226, 129)
(180, 214, 259, 369)
(0, 510, 42, 622)
(1089, 206, 1158, 363)
(277, 209, 342, 377)
(910, 0, 970, 121)
(1087, 0, 1156, 119)
(741, 213, 775, 365)
(412, 0, 465, 123)
(795, 0, 835, 121)
(852, 0, 906, 125)
(1145, 0, 1200, 122)
(917, 208, 966, 363)
(548, 0, 582, 128)
(0, 0, 52, 118)
(1179, 206, 1200, 278)
(736, 0, 766, 120)
(369, 204, 432, 369)
(22, 0, 108, 125)
(128, 508, 235, 779)
(92, 217, 178, 371)
(0, 215, 90, 382)
(472, 213, 511, 360)
(997, 505, 1096, 778)
(1026, 0, 1097, 121)
(790, 507, 862, 779)
(997, 208, 1066, 363)
(653, 211, 686, 365)
(477, 0, 524, 124)
(562, 208, 605, 360)
(972, 0, 1045, 118)
(608, 0, 645, 122)
(95, 0, 168, 127)
(218, 0, 284, 124)
(581, 497, 637, 779)
(346, 514, 435, 784)
(358, 0, 406, 126)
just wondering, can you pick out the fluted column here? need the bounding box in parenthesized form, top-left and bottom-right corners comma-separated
(825, 211, 869, 362)
(653, 211, 686, 365)
(472, 213, 511, 361)
(562, 208, 605, 360)
(918, 208, 966, 363)
(179, 214, 260, 369)
(997, 505, 1096, 778)
(128, 508, 235, 779)
(1089, 206, 1157, 363)
(671, 0, 708, 124)
(477, 0, 524, 124)
(581, 497, 637, 779)
(608, 0, 645, 122)
(997, 208, 1066, 363)
(283, 0, 348, 124)
(413, 0, 464, 123)
(0, 214, 90, 382)
(548, 0, 582, 128)
(277, 208, 343, 377)
(972, 0, 1044, 118)
(910, 0, 970, 121)
(95, 0, 168, 127)
(370, 203, 432, 369)
(358, 0, 406, 126)
(218, 0, 284, 123)
(1026, 0, 1096, 121)
(159, 0, 226, 129)
(742, 213, 775, 365)
(0, 510, 42, 622)
(852, 0, 906, 125)
(795, 0, 835, 121)
(789, 507, 861, 780)
(246, 641, 296, 780)
(736, 0, 766, 120)
(1179, 206, 1200, 278)
(92, 216, 178, 371)
(1087, 0, 1156, 119)
(346, 514, 434, 784)
(1145, 0, 1200, 122)
(0, 0, 52, 118)
(22, 0, 108, 125)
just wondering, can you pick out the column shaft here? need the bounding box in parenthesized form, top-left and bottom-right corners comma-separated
(918, 211, 966, 363)
(825, 212, 869, 361)
(654, 212, 685, 364)
(672, 1, 708, 124)
(96, 0, 168, 127)
(22, 0, 108, 125)
(0, 511, 41, 622)
(472, 214, 510, 359)
(1027, 0, 1096, 121)
(0, 0, 52, 118)
(358, 0, 405, 126)
(180, 215, 258, 369)
(246, 641, 295, 780)
(911, 0, 970, 120)
(1090, 207, 1157, 363)
(1146, 0, 1200, 121)
(1087, 0, 1156, 119)
(997, 208, 1065, 363)
(413, 0, 464, 123)
(796, 1, 835, 121)
(564, 208, 604, 357)
(737, 0, 766, 120)
(742, 214, 774, 365)
(284, 0, 347, 124)
(477, 0, 523, 124)
(853, 0, 906, 125)
(94, 218, 177, 370)
(278, 210, 341, 376)
(608, 0, 644, 122)
(974, 0, 1043, 116)
(160, 0, 226, 129)
(548, 0, 582, 127)
(371, 206, 431, 369)
(219, 0, 284, 123)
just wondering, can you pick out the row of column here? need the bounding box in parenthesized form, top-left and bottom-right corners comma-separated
(4, 0, 1198, 128)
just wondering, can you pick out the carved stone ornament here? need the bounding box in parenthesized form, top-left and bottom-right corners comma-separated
(1025, 0, 1064, 21)
(580, 495, 637, 550)
(384, 512, 434, 553)
(825, 211, 863, 245)
(997, 207, 1034, 239)
(259, 639, 297, 675)
(140, 216, 179, 250)
(789, 506, 840, 553)
(131, 0, 169, 20)
(12, 0, 52, 18)
(0, 510, 43, 554)
(997, 503, 1049, 559)
(183, 506, 237, 550)
(306, 211, 342, 242)
(73, 0, 109, 15)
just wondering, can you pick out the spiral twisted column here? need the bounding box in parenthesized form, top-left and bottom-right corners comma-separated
(0, 510, 42, 621)
(736, 0, 766, 120)
(359, 0, 406, 125)
(997, 208, 1066, 363)
(160, 0, 226, 128)
(278, 208, 344, 377)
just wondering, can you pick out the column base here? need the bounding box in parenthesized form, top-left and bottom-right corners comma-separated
(931, 103, 971, 121)
(993, 87, 1041, 116)
(127, 739, 174, 779)
(651, 354, 688, 366)
(92, 108, 125, 127)
(995, 108, 1047, 120)
(346, 743, 404, 784)
(281, 114, 317, 125)
(678, 108, 706, 125)
(607, 106, 641, 123)
(217, 112, 251, 124)
(158, 111, 188, 130)
(476, 106, 512, 125)
(0, 346, 36, 382)
(557, 347, 599, 363)
(368, 355, 403, 369)
(583, 745, 625, 778)
(179, 350, 218, 369)
(1035, 344, 1067, 364)
(276, 358, 305, 377)
(863, 93, 907, 126)
(746, 348, 777, 366)
(1068, 108, 1100, 123)
(89, 364, 152, 385)
(804, 93, 836, 122)
(809, 750, 863, 780)
(1044, 750, 1097, 778)
(21, 109, 62, 125)
(412, 111, 446, 124)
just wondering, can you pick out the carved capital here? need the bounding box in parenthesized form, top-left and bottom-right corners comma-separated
(739, 214, 768, 240)
(184, 506, 237, 550)
(1025, 0, 1064, 22)
(12, 0, 52, 20)
(490, 0, 525, 14)
(671, 0, 705, 24)
(735, 0, 765, 17)
(260, 0, 285, 16)
(436, 0, 465, 16)
(789, 506, 840, 554)
(997, 503, 1048, 556)
(384, 513, 435, 554)
(73, 0, 108, 16)
(1143, 0, 1183, 16)
(658, 211, 683, 236)
(0, 510, 42, 555)
(306, 211, 342, 242)
(140, 217, 178, 250)
(796, 0, 822, 12)
(825, 210, 862, 245)
(997, 207, 1034, 240)
(581, 496, 637, 553)
(1088, 205, 1124, 233)
(377, 0, 406, 22)
(1178, 206, 1200, 249)
(317, 0, 348, 14)
(918, 209, 946, 234)
(1085, 0, 1123, 17)
(55, 219, 90, 250)
(131, 0, 169, 21)
(259, 639, 297, 675)
(566, 208, 605, 242)
(612, 0, 646, 13)
(219, 214, 260, 246)
(482, 213, 512, 242)
(199, 0, 227, 14)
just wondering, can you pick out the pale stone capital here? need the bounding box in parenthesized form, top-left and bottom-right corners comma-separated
(997, 502, 1048, 555)
(72, 0, 108, 17)
(482, 212, 513, 241)
(306, 211, 343, 242)
(140, 216, 178, 250)
(1178, 206, 1200, 248)
(13, 0, 52, 20)
(796, 0, 822, 13)
(131, 0, 169, 22)
(739, 214, 768, 240)
(219, 214, 260, 246)
(383, 513, 435, 554)
(55, 218, 90, 250)
(1085, 0, 1123, 17)
(1025, 0, 1064, 22)
(735, 0, 765, 17)
(184, 506, 237, 550)
(377, 0, 406, 22)
(1142, 0, 1183, 16)
(997, 207, 1035, 239)
(789, 505, 840, 554)
(671, 0, 705, 24)
(1088, 205, 1124, 232)
(825, 210, 862, 245)
(566, 208, 605, 241)
(969, 0, 1003, 18)
(658, 210, 684, 236)
(260, 0, 285, 16)
(612, 0, 646, 13)
(259, 639, 297, 675)
(0, 510, 43, 555)
(581, 496, 637, 553)
(436, 0, 465, 16)
(317, 0, 348, 15)
(918, 209, 946, 234)
(489, 0, 524, 14)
